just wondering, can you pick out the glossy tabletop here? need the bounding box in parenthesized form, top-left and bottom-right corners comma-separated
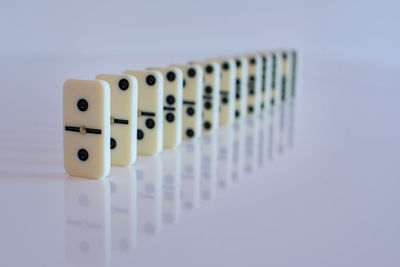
(0, 57, 399, 267)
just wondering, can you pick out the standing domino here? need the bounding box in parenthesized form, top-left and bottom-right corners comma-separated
(208, 58, 236, 126)
(96, 74, 138, 166)
(233, 57, 248, 120)
(169, 64, 203, 140)
(270, 51, 283, 107)
(124, 70, 164, 156)
(148, 67, 183, 149)
(190, 61, 221, 133)
(63, 79, 110, 179)
(258, 52, 273, 111)
(245, 55, 263, 115)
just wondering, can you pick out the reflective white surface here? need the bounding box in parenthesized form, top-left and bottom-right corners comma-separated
(0, 57, 400, 267)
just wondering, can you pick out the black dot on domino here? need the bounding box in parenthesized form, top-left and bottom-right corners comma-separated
(146, 118, 155, 129)
(187, 107, 195, 116)
(77, 99, 88, 112)
(166, 71, 176, 82)
(186, 128, 194, 137)
(222, 62, 229, 70)
(205, 86, 212, 94)
(248, 106, 254, 112)
(110, 138, 116, 149)
(137, 129, 144, 140)
(205, 65, 213, 73)
(119, 79, 129, 90)
(204, 101, 212, 109)
(236, 93, 240, 99)
(183, 79, 186, 88)
(236, 60, 241, 67)
(77, 148, 88, 161)
(250, 58, 256, 65)
(249, 90, 254, 95)
(187, 68, 196, 77)
(166, 113, 175, 122)
(250, 76, 255, 81)
(166, 95, 175, 105)
(235, 110, 240, 117)
(204, 121, 211, 129)
(222, 97, 228, 104)
(146, 75, 156, 86)
(236, 79, 240, 84)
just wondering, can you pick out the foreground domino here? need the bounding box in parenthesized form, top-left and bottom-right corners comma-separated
(245, 55, 262, 115)
(63, 79, 110, 179)
(96, 74, 138, 166)
(233, 57, 248, 120)
(169, 64, 203, 140)
(270, 51, 283, 107)
(148, 67, 183, 148)
(190, 61, 220, 132)
(124, 70, 163, 156)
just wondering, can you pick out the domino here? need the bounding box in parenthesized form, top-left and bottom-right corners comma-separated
(269, 51, 283, 107)
(245, 55, 263, 115)
(258, 52, 273, 111)
(65, 177, 111, 267)
(96, 74, 138, 166)
(233, 57, 248, 120)
(148, 67, 183, 149)
(289, 50, 298, 99)
(190, 61, 221, 133)
(124, 70, 164, 156)
(63, 79, 110, 179)
(279, 50, 292, 103)
(208, 58, 236, 125)
(169, 64, 203, 140)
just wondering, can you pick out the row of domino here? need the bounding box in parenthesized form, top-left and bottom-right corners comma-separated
(63, 50, 298, 179)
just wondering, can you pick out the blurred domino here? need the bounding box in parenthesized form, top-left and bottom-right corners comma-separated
(63, 79, 110, 179)
(148, 67, 183, 149)
(190, 61, 221, 132)
(124, 70, 164, 156)
(245, 55, 262, 115)
(169, 64, 203, 140)
(209, 58, 236, 125)
(233, 57, 248, 120)
(96, 74, 138, 166)
(270, 51, 283, 107)
(258, 52, 273, 111)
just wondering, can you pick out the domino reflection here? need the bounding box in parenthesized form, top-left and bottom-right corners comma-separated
(231, 120, 246, 182)
(244, 116, 259, 173)
(136, 156, 162, 237)
(108, 167, 137, 256)
(160, 148, 182, 224)
(217, 126, 234, 189)
(64, 177, 111, 267)
(180, 139, 201, 211)
(199, 132, 218, 201)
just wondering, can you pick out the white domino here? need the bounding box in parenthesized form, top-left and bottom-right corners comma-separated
(96, 74, 138, 166)
(270, 51, 283, 108)
(63, 79, 110, 179)
(190, 61, 220, 133)
(124, 70, 164, 156)
(233, 57, 248, 120)
(245, 55, 263, 115)
(290, 50, 299, 99)
(208, 58, 236, 125)
(257, 52, 273, 111)
(148, 67, 183, 149)
(169, 64, 203, 140)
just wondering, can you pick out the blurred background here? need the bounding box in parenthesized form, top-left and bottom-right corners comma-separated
(0, 0, 399, 65)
